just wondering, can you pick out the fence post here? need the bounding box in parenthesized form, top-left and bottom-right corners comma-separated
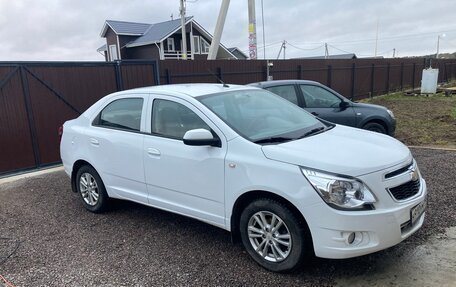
(350, 63, 356, 100)
(370, 63, 375, 98)
(327, 65, 332, 88)
(152, 61, 160, 85)
(297, 65, 302, 79)
(444, 63, 448, 83)
(217, 67, 223, 82)
(166, 69, 171, 84)
(412, 63, 416, 91)
(19, 66, 41, 168)
(115, 61, 123, 91)
(400, 63, 404, 91)
(386, 62, 390, 94)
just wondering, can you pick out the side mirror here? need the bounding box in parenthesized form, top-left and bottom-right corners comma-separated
(339, 101, 350, 110)
(183, 129, 221, 147)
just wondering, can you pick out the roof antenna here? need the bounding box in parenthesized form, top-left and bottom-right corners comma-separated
(207, 68, 229, 88)
(170, 13, 173, 20)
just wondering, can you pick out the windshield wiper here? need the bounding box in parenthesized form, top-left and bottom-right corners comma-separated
(254, 136, 294, 144)
(299, 127, 326, 139)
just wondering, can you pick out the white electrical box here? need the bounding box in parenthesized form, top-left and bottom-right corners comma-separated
(421, 68, 439, 94)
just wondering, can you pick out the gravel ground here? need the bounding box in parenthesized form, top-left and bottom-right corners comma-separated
(0, 148, 455, 287)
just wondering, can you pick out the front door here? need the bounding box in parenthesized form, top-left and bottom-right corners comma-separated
(143, 96, 227, 227)
(299, 84, 356, 127)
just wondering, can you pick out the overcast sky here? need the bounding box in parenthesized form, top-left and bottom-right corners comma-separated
(0, 0, 455, 61)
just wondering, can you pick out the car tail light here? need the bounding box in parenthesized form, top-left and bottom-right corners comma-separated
(58, 125, 64, 138)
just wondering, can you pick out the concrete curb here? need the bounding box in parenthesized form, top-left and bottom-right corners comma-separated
(0, 166, 64, 185)
(408, 145, 456, 152)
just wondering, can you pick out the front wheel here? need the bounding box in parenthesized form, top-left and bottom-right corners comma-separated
(239, 198, 312, 272)
(75, 165, 109, 213)
(363, 122, 386, 134)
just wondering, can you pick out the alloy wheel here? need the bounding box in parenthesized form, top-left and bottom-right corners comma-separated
(247, 211, 292, 262)
(79, 173, 99, 206)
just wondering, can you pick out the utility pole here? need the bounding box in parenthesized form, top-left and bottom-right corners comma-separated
(325, 43, 329, 59)
(374, 18, 379, 57)
(276, 41, 286, 59)
(208, 0, 230, 60)
(393, 48, 396, 58)
(248, 0, 257, 59)
(260, 0, 266, 59)
(179, 0, 187, 60)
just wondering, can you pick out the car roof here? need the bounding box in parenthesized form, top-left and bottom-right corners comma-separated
(122, 83, 255, 98)
(248, 79, 321, 87)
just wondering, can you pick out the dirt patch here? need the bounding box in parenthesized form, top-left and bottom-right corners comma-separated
(363, 93, 456, 148)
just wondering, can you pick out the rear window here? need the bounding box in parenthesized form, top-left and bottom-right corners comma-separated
(95, 98, 143, 132)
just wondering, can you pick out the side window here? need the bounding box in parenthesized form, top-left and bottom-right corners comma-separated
(200, 38, 210, 54)
(192, 36, 200, 54)
(300, 85, 341, 108)
(97, 98, 144, 131)
(167, 38, 175, 52)
(265, 85, 299, 105)
(151, 99, 211, 139)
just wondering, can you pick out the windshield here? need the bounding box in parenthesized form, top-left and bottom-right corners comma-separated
(199, 89, 330, 143)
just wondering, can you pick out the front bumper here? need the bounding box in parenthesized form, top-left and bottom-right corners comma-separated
(304, 178, 427, 259)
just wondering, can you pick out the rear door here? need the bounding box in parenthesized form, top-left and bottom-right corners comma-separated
(299, 84, 356, 126)
(85, 94, 148, 203)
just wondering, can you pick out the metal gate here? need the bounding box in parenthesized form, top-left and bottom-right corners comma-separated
(0, 61, 159, 176)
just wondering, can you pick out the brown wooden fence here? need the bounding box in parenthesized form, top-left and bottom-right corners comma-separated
(1, 58, 455, 176)
(160, 58, 456, 100)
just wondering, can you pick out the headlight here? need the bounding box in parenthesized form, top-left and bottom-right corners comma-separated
(386, 109, 395, 119)
(301, 168, 376, 210)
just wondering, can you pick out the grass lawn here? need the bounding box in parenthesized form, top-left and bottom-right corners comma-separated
(361, 92, 456, 148)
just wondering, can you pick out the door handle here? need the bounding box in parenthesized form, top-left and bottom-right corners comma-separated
(147, 148, 161, 157)
(90, 138, 100, 146)
(311, 112, 319, 116)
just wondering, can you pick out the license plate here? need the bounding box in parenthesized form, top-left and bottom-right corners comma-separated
(410, 198, 427, 225)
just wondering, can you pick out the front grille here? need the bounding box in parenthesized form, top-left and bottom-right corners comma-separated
(385, 162, 413, 179)
(389, 179, 421, 201)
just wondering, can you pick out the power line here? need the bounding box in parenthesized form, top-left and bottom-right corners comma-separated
(240, 41, 282, 53)
(287, 42, 325, 51)
(291, 28, 456, 46)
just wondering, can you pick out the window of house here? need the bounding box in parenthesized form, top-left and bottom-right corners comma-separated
(109, 45, 118, 61)
(167, 38, 175, 52)
(96, 98, 143, 132)
(152, 99, 210, 140)
(192, 36, 200, 54)
(201, 38, 210, 54)
(265, 85, 299, 105)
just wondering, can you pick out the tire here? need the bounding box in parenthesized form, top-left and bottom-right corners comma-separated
(75, 165, 109, 213)
(239, 198, 312, 272)
(363, 122, 386, 134)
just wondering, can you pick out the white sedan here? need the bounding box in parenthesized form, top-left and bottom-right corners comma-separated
(60, 84, 427, 272)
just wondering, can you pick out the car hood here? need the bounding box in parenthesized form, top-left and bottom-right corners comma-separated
(261, 125, 411, 176)
(352, 102, 388, 111)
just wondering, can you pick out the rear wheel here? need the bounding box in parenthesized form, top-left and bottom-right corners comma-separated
(363, 122, 386, 134)
(239, 198, 311, 272)
(75, 165, 109, 213)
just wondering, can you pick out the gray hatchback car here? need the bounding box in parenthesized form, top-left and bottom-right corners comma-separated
(249, 80, 396, 136)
